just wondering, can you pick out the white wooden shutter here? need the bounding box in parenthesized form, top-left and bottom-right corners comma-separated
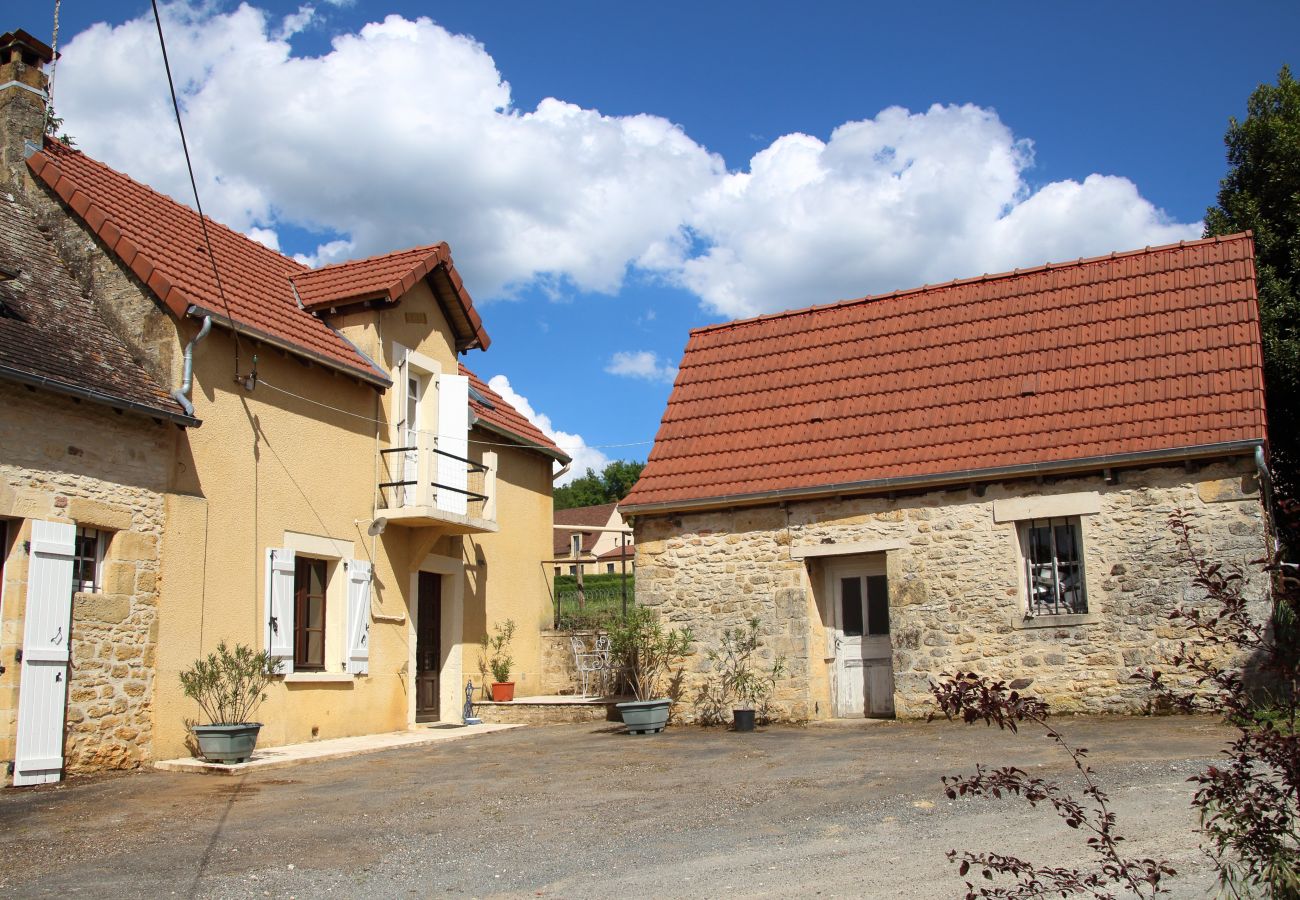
(436, 373, 469, 515)
(346, 560, 372, 675)
(265, 548, 295, 675)
(14, 520, 75, 786)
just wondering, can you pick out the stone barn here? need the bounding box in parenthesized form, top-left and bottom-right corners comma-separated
(621, 234, 1272, 721)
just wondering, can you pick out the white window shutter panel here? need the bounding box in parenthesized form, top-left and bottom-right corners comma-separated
(346, 560, 372, 675)
(436, 373, 469, 515)
(14, 520, 76, 786)
(265, 548, 295, 674)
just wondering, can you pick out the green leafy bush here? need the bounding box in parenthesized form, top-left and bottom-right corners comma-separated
(479, 619, 516, 684)
(608, 606, 693, 701)
(179, 642, 277, 725)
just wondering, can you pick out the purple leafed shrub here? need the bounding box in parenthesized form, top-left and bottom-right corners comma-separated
(931, 672, 1174, 899)
(1134, 503, 1299, 899)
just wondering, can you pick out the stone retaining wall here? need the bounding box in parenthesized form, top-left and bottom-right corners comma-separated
(633, 458, 1269, 722)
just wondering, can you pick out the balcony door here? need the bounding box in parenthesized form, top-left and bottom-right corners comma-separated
(400, 372, 427, 506)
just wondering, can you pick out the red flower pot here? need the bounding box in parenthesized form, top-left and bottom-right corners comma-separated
(490, 682, 515, 702)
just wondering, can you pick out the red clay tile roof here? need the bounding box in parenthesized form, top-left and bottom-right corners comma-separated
(26, 139, 486, 381)
(597, 542, 635, 561)
(554, 502, 620, 527)
(623, 233, 1268, 511)
(462, 363, 569, 463)
(290, 244, 488, 351)
(553, 502, 619, 555)
(0, 189, 193, 424)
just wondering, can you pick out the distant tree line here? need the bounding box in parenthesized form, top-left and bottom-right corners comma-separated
(554, 460, 645, 510)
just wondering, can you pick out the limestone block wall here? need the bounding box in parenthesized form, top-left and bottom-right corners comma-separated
(633, 458, 1269, 722)
(0, 382, 172, 772)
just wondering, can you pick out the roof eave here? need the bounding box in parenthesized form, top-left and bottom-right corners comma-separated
(473, 418, 570, 464)
(620, 439, 1266, 516)
(187, 305, 391, 388)
(0, 362, 200, 427)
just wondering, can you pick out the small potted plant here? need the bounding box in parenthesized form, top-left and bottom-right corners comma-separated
(608, 606, 694, 734)
(179, 641, 278, 764)
(707, 617, 786, 732)
(480, 619, 517, 702)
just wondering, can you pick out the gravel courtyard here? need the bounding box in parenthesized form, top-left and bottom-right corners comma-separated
(1, 715, 1232, 898)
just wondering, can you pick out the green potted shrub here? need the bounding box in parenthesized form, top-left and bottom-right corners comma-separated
(608, 606, 694, 734)
(179, 642, 278, 764)
(480, 619, 517, 702)
(706, 617, 786, 732)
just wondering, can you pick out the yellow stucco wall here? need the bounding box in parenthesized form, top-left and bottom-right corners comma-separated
(150, 281, 558, 759)
(463, 433, 556, 696)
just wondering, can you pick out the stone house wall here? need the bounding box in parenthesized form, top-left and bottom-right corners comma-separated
(0, 381, 172, 772)
(632, 457, 1269, 722)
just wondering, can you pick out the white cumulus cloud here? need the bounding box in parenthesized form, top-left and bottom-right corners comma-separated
(486, 375, 608, 485)
(53, 5, 1200, 322)
(54, 2, 722, 299)
(659, 104, 1200, 317)
(605, 351, 678, 384)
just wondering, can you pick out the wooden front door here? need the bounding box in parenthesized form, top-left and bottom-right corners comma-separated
(829, 559, 895, 719)
(416, 572, 442, 722)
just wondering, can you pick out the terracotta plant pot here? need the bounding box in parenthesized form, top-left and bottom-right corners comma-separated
(192, 723, 262, 764)
(616, 698, 672, 734)
(490, 681, 515, 702)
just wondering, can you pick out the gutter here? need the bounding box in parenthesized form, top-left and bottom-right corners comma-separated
(186, 305, 392, 389)
(0, 362, 200, 427)
(621, 439, 1268, 516)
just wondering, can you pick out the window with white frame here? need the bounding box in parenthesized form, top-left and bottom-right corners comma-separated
(571, 534, 582, 557)
(72, 526, 107, 593)
(1020, 517, 1086, 616)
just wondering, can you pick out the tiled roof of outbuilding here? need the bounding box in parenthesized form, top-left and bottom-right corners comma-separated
(623, 234, 1268, 511)
(26, 139, 487, 381)
(0, 189, 194, 424)
(462, 364, 569, 463)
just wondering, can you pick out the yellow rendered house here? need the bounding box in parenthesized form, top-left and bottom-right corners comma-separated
(0, 32, 567, 779)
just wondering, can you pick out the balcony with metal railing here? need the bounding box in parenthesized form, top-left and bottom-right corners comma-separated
(377, 436, 498, 533)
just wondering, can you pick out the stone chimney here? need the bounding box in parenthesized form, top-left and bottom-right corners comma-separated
(0, 29, 55, 193)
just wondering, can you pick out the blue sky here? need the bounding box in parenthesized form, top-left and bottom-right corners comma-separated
(15, 1, 1300, 477)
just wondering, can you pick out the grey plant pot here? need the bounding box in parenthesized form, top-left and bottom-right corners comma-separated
(193, 723, 263, 764)
(616, 698, 672, 735)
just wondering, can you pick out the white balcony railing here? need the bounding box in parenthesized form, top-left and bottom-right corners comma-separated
(378, 436, 497, 532)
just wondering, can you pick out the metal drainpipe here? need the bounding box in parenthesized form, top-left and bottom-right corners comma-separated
(1253, 442, 1274, 512)
(552, 461, 572, 483)
(171, 315, 212, 417)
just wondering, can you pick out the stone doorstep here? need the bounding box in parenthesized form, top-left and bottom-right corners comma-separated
(153, 723, 523, 777)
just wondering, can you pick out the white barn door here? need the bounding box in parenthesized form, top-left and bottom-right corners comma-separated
(14, 520, 75, 786)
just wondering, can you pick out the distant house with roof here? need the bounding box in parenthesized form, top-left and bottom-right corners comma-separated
(553, 503, 633, 576)
(0, 31, 567, 782)
(622, 234, 1272, 721)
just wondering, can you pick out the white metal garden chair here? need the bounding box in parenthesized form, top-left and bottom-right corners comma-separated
(570, 634, 611, 698)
